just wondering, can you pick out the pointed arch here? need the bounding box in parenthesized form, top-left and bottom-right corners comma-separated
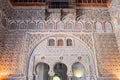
(85, 21, 93, 32)
(95, 21, 103, 32)
(9, 21, 17, 30)
(19, 21, 27, 29)
(47, 21, 55, 30)
(67, 21, 74, 30)
(114, 18, 119, 28)
(105, 21, 113, 32)
(56, 21, 65, 30)
(37, 21, 45, 30)
(28, 21, 36, 29)
(76, 21, 83, 31)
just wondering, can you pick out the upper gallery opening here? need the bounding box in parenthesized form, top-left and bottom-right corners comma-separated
(9, 0, 112, 9)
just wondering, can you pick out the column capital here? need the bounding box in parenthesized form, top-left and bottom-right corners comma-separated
(67, 72, 73, 76)
(49, 72, 55, 76)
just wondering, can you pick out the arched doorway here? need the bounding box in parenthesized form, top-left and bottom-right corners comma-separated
(35, 63, 50, 80)
(72, 62, 86, 80)
(53, 63, 68, 80)
(28, 34, 96, 80)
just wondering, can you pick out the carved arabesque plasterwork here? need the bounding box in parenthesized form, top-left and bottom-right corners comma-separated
(0, 0, 11, 17)
(0, 1, 46, 20)
(0, 0, 120, 80)
(110, 0, 120, 7)
(0, 28, 5, 58)
(62, 13, 75, 21)
(94, 33, 120, 77)
(27, 33, 96, 80)
(76, 9, 111, 21)
(46, 12, 61, 21)
(26, 33, 48, 56)
(26, 33, 94, 56)
(8, 9, 45, 20)
(73, 33, 93, 52)
(0, 32, 27, 76)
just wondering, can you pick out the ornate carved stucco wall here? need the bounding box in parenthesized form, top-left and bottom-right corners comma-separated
(110, 0, 120, 55)
(27, 33, 96, 80)
(0, 0, 120, 80)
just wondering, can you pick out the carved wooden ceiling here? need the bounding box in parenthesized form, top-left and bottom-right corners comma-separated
(9, 0, 112, 8)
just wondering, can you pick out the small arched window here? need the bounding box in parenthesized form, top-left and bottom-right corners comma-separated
(10, 23, 16, 30)
(38, 22, 44, 30)
(86, 23, 92, 31)
(48, 22, 54, 30)
(58, 39, 63, 46)
(67, 23, 73, 29)
(57, 22, 64, 30)
(76, 22, 82, 31)
(95, 22, 103, 32)
(19, 23, 26, 29)
(67, 39, 72, 46)
(28, 22, 36, 29)
(105, 22, 112, 32)
(49, 39, 55, 46)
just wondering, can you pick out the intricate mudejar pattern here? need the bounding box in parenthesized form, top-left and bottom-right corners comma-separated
(0, 0, 120, 80)
(7, 19, 113, 33)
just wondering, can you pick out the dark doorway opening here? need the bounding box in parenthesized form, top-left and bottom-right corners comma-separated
(54, 63, 68, 80)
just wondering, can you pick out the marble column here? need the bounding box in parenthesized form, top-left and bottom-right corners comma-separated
(68, 76, 72, 80)
(49, 71, 54, 80)
(50, 76, 53, 80)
